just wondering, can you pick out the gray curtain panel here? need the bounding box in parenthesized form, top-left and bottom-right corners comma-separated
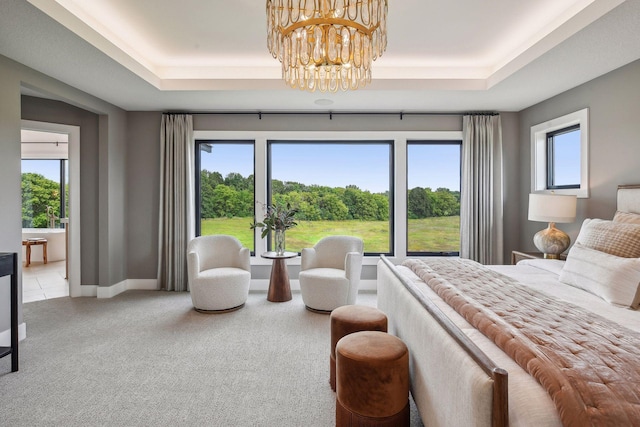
(460, 114, 504, 264)
(158, 114, 195, 291)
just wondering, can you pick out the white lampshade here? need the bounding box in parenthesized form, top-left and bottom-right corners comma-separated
(528, 193, 577, 223)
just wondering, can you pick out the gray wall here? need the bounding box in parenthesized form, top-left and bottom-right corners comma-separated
(193, 113, 462, 132)
(100, 111, 129, 287)
(0, 55, 23, 334)
(126, 112, 162, 279)
(499, 112, 521, 261)
(516, 58, 640, 253)
(0, 53, 127, 334)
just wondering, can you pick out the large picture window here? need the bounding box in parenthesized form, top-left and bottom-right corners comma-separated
(268, 141, 393, 255)
(406, 141, 461, 255)
(195, 140, 255, 251)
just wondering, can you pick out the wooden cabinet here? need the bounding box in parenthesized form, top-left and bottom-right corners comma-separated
(0, 252, 18, 372)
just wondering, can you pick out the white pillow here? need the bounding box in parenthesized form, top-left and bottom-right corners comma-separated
(559, 243, 640, 308)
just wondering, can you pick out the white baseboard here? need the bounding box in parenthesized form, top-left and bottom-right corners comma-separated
(79, 278, 373, 298)
(128, 279, 159, 290)
(249, 279, 376, 292)
(80, 285, 98, 297)
(359, 279, 377, 291)
(0, 322, 27, 345)
(97, 279, 159, 298)
(96, 280, 127, 298)
(249, 279, 272, 292)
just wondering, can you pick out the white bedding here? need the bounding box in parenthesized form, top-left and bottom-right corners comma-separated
(490, 259, 640, 332)
(393, 258, 640, 427)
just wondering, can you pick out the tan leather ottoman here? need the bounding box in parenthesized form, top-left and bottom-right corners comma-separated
(335, 331, 410, 427)
(330, 305, 388, 391)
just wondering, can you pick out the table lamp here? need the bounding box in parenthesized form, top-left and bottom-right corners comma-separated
(528, 193, 577, 259)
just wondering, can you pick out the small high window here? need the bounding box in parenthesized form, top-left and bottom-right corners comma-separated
(531, 108, 589, 198)
(546, 124, 580, 189)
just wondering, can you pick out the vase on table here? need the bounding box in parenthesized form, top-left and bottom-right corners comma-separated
(274, 229, 285, 255)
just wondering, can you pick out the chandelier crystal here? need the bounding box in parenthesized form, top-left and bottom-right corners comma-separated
(266, 0, 388, 92)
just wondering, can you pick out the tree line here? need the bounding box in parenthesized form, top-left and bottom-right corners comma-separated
(199, 170, 460, 221)
(21, 170, 462, 228)
(21, 173, 62, 228)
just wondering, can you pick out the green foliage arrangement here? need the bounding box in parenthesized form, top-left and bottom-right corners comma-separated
(249, 202, 300, 239)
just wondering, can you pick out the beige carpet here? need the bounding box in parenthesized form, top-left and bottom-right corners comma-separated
(0, 290, 424, 426)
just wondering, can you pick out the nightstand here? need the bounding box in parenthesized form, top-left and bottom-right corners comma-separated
(511, 250, 567, 265)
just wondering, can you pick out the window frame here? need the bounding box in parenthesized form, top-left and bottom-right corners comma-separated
(267, 139, 394, 256)
(531, 108, 589, 198)
(193, 130, 463, 266)
(194, 139, 256, 252)
(546, 124, 580, 190)
(406, 140, 462, 257)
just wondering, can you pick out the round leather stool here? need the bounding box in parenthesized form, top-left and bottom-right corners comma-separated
(330, 305, 388, 391)
(335, 331, 410, 427)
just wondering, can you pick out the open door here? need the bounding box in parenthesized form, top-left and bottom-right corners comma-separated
(21, 120, 81, 297)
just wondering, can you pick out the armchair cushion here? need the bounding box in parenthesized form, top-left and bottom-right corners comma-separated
(299, 268, 350, 312)
(190, 268, 251, 312)
(300, 268, 348, 283)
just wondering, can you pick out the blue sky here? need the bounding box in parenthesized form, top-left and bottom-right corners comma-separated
(201, 142, 462, 193)
(21, 159, 62, 182)
(271, 143, 392, 193)
(201, 143, 254, 177)
(407, 144, 460, 191)
(551, 130, 580, 185)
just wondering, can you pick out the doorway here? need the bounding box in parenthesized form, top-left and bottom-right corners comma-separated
(21, 120, 81, 298)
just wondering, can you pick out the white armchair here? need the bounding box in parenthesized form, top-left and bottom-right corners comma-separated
(187, 235, 251, 313)
(298, 236, 364, 313)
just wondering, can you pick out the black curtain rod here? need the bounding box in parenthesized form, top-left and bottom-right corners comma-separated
(164, 111, 499, 120)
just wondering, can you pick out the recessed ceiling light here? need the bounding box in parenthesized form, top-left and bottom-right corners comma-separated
(314, 99, 334, 106)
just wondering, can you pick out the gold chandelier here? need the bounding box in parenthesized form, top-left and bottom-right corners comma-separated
(266, 0, 388, 92)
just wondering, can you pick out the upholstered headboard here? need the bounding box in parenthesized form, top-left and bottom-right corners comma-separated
(617, 185, 640, 214)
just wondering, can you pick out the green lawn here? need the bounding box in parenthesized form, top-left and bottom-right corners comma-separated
(201, 216, 460, 253)
(407, 216, 460, 253)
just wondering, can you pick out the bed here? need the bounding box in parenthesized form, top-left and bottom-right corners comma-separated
(377, 185, 640, 427)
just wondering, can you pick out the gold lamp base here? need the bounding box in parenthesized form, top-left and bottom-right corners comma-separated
(533, 222, 570, 259)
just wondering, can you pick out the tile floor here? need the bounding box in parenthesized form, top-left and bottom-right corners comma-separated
(22, 260, 68, 303)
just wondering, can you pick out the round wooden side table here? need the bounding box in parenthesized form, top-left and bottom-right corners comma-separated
(261, 251, 298, 302)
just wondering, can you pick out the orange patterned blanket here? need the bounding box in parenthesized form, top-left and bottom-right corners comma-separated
(404, 258, 640, 427)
